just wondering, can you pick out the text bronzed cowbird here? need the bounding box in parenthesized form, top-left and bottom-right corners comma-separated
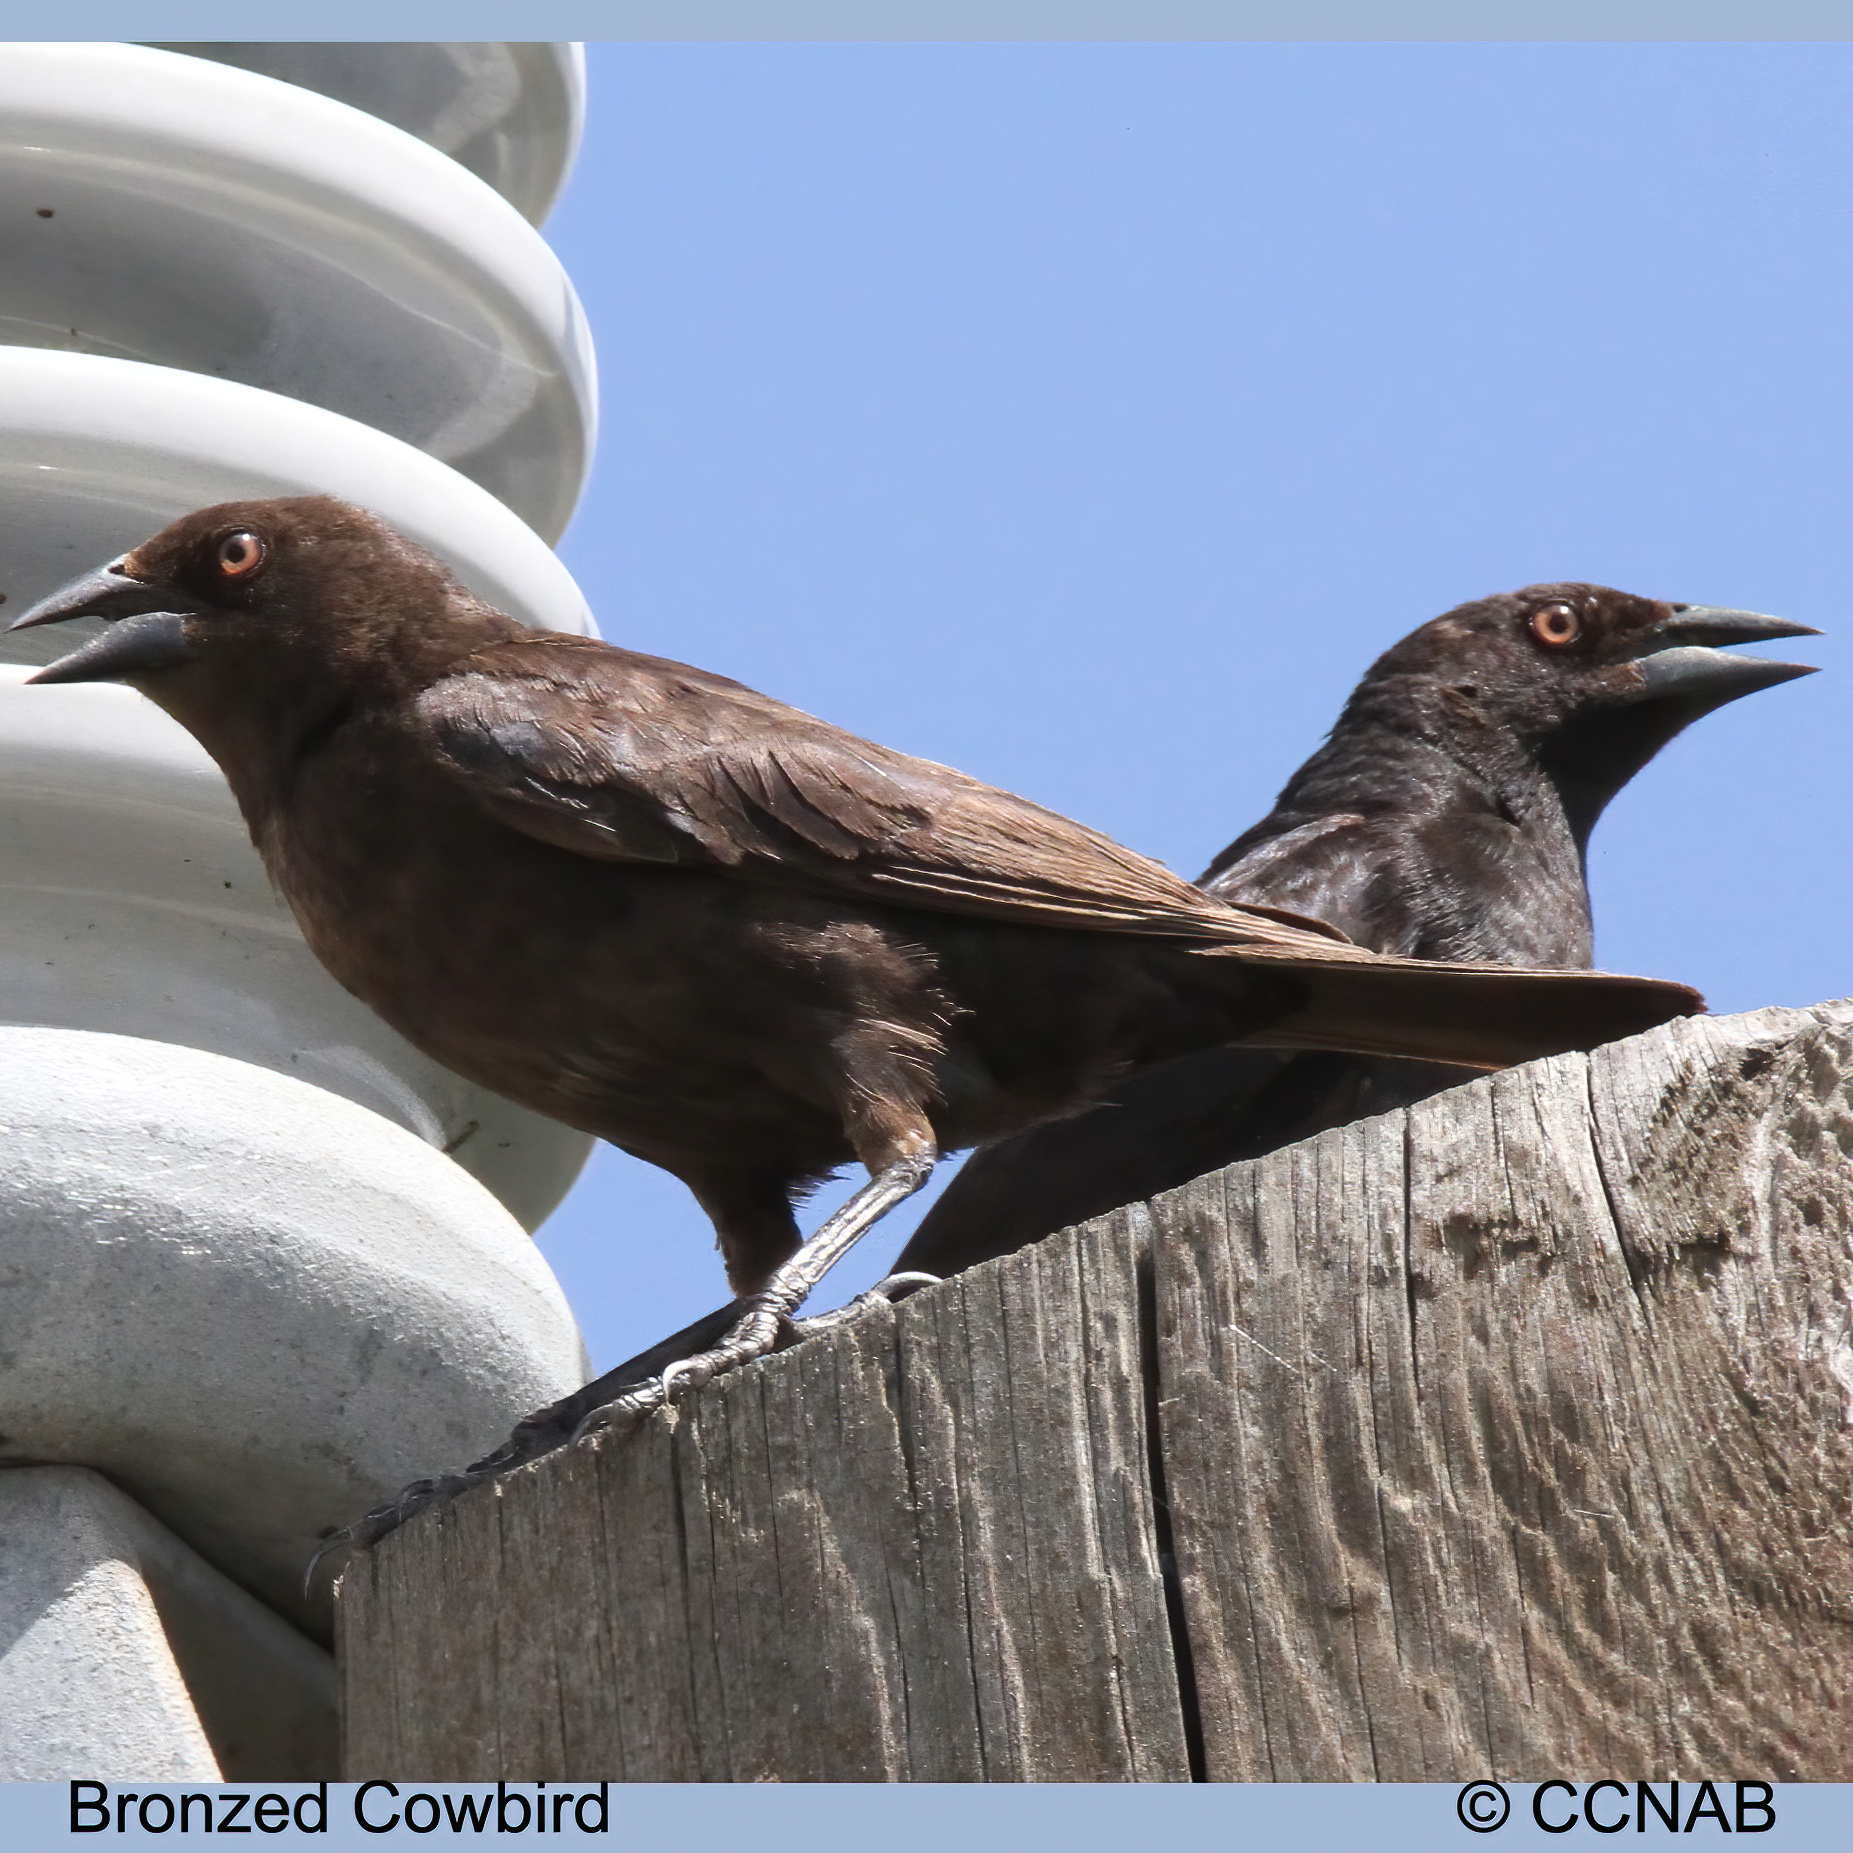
(13, 502, 1709, 1455)
(897, 583, 1818, 1275)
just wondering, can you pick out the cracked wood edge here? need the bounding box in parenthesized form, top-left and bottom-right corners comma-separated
(340, 1197, 1187, 1779)
(1153, 1002, 1853, 1781)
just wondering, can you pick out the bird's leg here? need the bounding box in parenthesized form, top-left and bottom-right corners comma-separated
(327, 1152, 940, 1565)
(323, 1086, 945, 1561)
(574, 1149, 937, 1437)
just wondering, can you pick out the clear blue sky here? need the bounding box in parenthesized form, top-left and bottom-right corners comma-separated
(537, 42, 1850, 1373)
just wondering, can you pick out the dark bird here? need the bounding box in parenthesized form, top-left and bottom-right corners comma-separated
(13, 503, 1708, 1471)
(892, 582, 1819, 1277)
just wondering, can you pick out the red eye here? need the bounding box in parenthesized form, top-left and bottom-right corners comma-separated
(1530, 603, 1581, 648)
(217, 532, 265, 577)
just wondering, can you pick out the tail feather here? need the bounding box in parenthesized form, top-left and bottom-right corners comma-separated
(1228, 950, 1703, 1070)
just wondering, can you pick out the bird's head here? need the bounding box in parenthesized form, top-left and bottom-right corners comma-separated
(1363, 582, 1819, 841)
(9, 495, 520, 767)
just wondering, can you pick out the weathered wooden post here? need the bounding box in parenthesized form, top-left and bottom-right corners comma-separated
(339, 1001, 1853, 1781)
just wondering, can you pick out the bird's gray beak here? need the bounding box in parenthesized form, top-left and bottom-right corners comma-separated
(1627, 605, 1819, 708)
(9, 562, 203, 685)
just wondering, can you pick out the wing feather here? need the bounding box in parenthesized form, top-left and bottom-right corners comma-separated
(405, 638, 1705, 1063)
(412, 638, 1351, 955)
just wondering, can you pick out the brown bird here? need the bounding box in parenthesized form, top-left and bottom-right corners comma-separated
(893, 582, 1820, 1277)
(537, 578, 1820, 1436)
(13, 499, 1704, 1453)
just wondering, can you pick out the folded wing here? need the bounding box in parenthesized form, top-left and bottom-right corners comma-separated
(414, 638, 1351, 949)
(413, 637, 1704, 1068)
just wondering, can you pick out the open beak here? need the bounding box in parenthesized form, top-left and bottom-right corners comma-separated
(1626, 605, 1820, 709)
(9, 561, 204, 685)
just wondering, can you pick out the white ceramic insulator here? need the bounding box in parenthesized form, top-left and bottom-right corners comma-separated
(0, 1029, 588, 1632)
(0, 1468, 338, 1782)
(0, 43, 595, 540)
(0, 42, 600, 1778)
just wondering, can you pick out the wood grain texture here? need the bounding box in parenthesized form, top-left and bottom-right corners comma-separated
(341, 1194, 1188, 1780)
(1156, 1003, 1853, 1780)
(341, 1003, 1853, 1781)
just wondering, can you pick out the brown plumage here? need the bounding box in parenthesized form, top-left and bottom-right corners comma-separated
(14, 498, 1704, 1429)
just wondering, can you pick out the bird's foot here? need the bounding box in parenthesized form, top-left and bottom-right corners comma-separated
(305, 1469, 487, 1592)
(315, 1165, 939, 1572)
(570, 1268, 942, 1438)
(782, 1270, 942, 1342)
(572, 1294, 785, 1436)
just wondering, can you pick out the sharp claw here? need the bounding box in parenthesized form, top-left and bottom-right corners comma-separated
(570, 1379, 666, 1443)
(871, 1270, 941, 1300)
(302, 1468, 485, 1588)
(303, 1533, 351, 1598)
(566, 1297, 793, 1439)
(776, 1269, 942, 1346)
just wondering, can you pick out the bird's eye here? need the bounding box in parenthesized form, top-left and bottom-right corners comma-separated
(1530, 603, 1581, 648)
(217, 532, 266, 578)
